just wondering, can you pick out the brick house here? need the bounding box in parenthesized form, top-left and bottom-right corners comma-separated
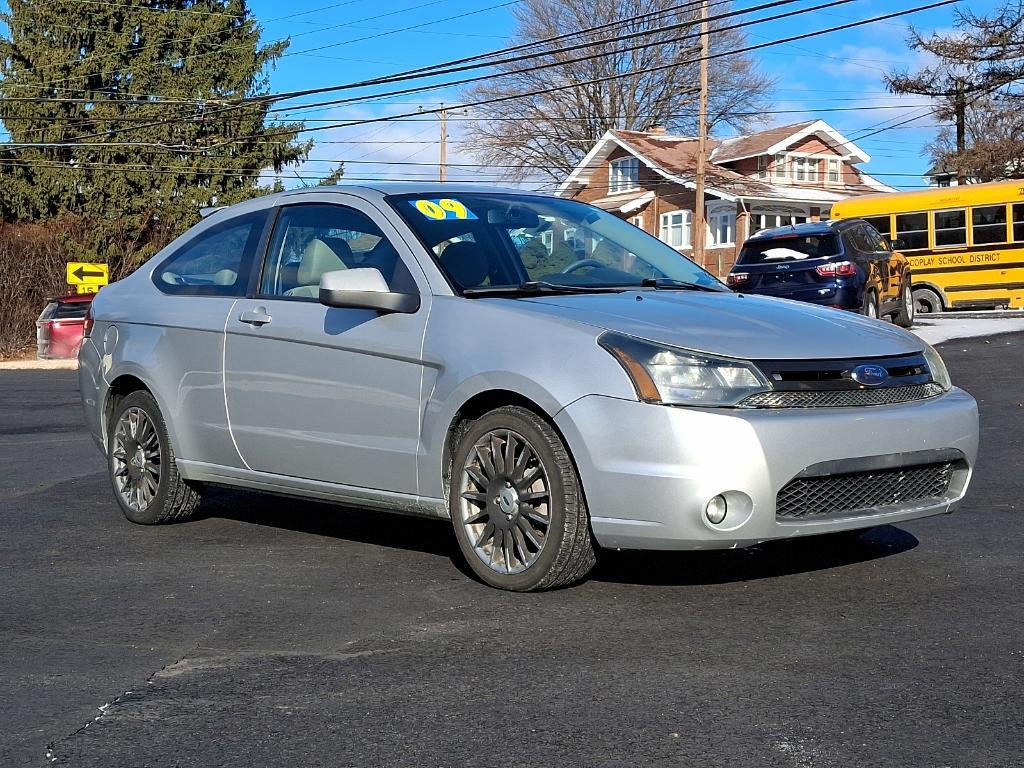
(556, 120, 896, 274)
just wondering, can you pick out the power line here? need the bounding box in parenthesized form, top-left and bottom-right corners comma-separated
(31, 0, 856, 147)
(205, 0, 962, 152)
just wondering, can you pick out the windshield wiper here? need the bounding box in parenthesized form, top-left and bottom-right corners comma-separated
(639, 277, 723, 292)
(462, 281, 630, 297)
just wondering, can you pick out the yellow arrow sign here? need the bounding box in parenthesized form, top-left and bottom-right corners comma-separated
(67, 262, 109, 286)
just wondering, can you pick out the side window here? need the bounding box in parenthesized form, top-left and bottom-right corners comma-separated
(863, 216, 891, 239)
(862, 225, 889, 252)
(933, 209, 967, 247)
(843, 225, 873, 254)
(972, 205, 1008, 245)
(260, 204, 414, 299)
(894, 212, 929, 250)
(155, 210, 268, 296)
(1013, 203, 1024, 241)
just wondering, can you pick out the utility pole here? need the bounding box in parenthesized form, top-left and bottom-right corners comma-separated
(693, 0, 710, 271)
(418, 103, 466, 182)
(439, 105, 448, 182)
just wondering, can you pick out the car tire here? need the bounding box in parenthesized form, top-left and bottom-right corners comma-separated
(892, 279, 915, 328)
(449, 405, 596, 591)
(107, 390, 202, 525)
(862, 289, 879, 319)
(913, 286, 943, 315)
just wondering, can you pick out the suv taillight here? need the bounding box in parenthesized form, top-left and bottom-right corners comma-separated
(82, 304, 94, 338)
(726, 272, 750, 287)
(815, 261, 857, 277)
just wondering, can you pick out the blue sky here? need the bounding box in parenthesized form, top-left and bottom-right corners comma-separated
(243, 0, 1000, 190)
(0, 0, 1005, 189)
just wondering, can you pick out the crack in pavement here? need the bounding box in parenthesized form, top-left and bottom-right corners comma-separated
(44, 641, 202, 765)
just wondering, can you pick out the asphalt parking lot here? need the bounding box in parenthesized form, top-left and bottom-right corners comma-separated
(1, 334, 1022, 767)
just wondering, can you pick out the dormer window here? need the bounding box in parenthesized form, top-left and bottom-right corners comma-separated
(774, 154, 786, 179)
(828, 158, 840, 182)
(792, 157, 820, 183)
(609, 156, 639, 194)
(757, 155, 769, 179)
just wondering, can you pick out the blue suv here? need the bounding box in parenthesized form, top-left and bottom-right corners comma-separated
(726, 219, 914, 327)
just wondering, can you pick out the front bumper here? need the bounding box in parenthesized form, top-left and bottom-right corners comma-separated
(554, 388, 979, 550)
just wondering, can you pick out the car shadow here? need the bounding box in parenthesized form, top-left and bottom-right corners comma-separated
(591, 525, 919, 586)
(197, 486, 459, 560)
(197, 487, 918, 588)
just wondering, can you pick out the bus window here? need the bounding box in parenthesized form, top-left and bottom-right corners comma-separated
(1013, 203, 1024, 241)
(863, 216, 891, 238)
(895, 212, 928, 250)
(934, 209, 967, 247)
(972, 205, 1008, 245)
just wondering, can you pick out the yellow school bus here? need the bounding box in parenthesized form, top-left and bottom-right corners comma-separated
(831, 179, 1024, 312)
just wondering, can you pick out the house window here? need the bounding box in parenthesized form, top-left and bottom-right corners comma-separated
(806, 158, 819, 182)
(708, 207, 736, 246)
(828, 158, 840, 182)
(628, 214, 644, 229)
(750, 212, 809, 234)
(773, 154, 786, 179)
(609, 156, 639, 194)
(933, 209, 967, 247)
(757, 156, 768, 179)
(793, 157, 804, 181)
(659, 210, 692, 248)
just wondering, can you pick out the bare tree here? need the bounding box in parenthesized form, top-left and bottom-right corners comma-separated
(887, 2, 1024, 183)
(460, 0, 774, 182)
(927, 96, 1024, 181)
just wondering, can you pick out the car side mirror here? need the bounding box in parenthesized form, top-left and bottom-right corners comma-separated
(318, 268, 419, 313)
(891, 238, 906, 250)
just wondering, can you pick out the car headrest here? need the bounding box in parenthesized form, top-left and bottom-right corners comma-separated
(297, 238, 349, 285)
(439, 240, 489, 289)
(212, 268, 237, 286)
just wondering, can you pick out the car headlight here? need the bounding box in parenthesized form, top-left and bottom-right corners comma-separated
(598, 332, 771, 406)
(922, 343, 952, 391)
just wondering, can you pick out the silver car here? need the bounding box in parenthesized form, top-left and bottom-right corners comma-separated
(79, 184, 979, 591)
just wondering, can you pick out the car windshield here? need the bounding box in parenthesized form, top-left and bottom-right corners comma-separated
(387, 192, 724, 293)
(737, 234, 840, 265)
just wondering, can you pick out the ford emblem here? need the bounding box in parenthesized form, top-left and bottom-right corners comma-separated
(851, 364, 889, 386)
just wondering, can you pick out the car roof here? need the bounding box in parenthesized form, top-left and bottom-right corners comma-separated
(280, 182, 546, 198)
(747, 219, 872, 242)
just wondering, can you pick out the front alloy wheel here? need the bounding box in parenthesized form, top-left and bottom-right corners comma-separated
(459, 429, 551, 575)
(450, 406, 596, 591)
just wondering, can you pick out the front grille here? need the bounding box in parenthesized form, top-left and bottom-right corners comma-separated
(740, 383, 944, 408)
(776, 461, 958, 520)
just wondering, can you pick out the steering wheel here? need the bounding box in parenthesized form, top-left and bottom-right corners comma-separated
(560, 258, 605, 274)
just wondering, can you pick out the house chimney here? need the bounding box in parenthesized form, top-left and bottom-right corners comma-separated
(646, 125, 667, 135)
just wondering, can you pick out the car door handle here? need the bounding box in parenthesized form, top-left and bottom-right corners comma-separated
(238, 308, 272, 326)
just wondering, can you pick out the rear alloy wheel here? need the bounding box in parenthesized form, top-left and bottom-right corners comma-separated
(862, 290, 879, 319)
(108, 390, 201, 525)
(450, 406, 595, 591)
(913, 287, 943, 315)
(892, 279, 915, 327)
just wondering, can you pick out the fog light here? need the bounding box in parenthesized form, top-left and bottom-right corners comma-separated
(705, 495, 728, 525)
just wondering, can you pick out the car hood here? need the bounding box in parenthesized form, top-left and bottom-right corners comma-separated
(513, 290, 923, 360)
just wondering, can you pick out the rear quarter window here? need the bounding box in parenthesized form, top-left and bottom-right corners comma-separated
(738, 234, 840, 265)
(154, 210, 269, 296)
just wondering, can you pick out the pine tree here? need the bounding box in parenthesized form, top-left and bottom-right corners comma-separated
(0, 0, 310, 246)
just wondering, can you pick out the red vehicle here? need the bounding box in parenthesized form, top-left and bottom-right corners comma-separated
(36, 294, 93, 359)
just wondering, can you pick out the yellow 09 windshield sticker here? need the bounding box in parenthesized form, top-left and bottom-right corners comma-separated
(410, 198, 478, 220)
